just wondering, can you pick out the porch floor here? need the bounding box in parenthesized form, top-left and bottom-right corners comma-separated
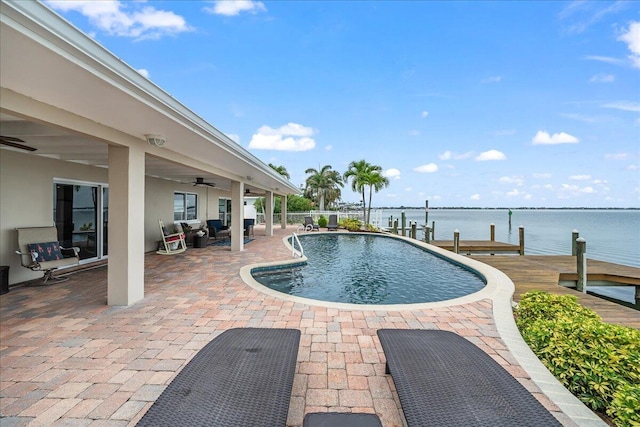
(1, 226, 576, 426)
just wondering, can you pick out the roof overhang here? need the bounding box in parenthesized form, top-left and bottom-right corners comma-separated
(0, 0, 299, 195)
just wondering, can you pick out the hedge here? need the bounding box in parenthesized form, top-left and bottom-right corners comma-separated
(515, 291, 640, 426)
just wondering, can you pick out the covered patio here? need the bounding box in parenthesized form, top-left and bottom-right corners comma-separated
(0, 1, 299, 306)
(0, 226, 582, 426)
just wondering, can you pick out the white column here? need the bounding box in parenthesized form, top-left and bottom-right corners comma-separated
(265, 191, 273, 236)
(107, 145, 145, 306)
(281, 195, 287, 229)
(230, 181, 244, 251)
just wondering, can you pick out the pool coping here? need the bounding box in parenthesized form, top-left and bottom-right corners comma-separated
(239, 231, 605, 426)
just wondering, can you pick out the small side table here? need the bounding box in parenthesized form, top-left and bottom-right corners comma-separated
(193, 234, 208, 248)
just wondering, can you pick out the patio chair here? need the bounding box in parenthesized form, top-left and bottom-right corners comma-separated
(303, 216, 319, 231)
(137, 328, 300, 427)
(15, 226, 80, 284)
(377, 329, 562, 426)
(157, 220, 187, 255)
(244, 218, 255, 238)
(327, 214, 339, 231)
(206, 219, 230, 241)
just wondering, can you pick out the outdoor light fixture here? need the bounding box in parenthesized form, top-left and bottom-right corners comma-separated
(145, 134, 166, 147)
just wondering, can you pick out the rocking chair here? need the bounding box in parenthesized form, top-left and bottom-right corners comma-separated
(157, 220, 187, 255)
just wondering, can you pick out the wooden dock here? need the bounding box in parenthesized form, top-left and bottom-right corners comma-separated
(468, 255, 640, 329)
(432, 240, 522, 255)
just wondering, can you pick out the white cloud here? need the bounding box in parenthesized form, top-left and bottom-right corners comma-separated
(475, 150, 506, 161)
(438, 150, 473, 160)
(414, 163, 439, 173)
(533, 173, 552, 179)
(583, 55, 626, 66)
(499, 176, 524, 186)
(405, 187, 412, 192)
(482, 75, 502, 83)
(248, 123, 316, 151)
(204, 0, 266, 16)
(618, 21, 640, 68)
(46, 0, 191, 40)
(470, 194, 480, 200)
(532, 131, 579, 145)
(408, 130, 420, 136)
(605, 153, 629, 160)
(506, 189, 521, 197)
(421, 111, 429, 119)
(601, 101, 640, 112)
(543, 184, 554, 190)
(226, 133, 240, 143)
(569, 174, 591, 181)
(325, 145, 333, 151)
(384, 168, 401, 180)
(137, 68, 150, 78)
(589, 73, 615, 83)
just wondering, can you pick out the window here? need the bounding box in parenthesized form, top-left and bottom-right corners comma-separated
(174, 192, 198, 221)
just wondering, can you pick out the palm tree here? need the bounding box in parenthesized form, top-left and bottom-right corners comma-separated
(343, 160, 370, 222)
(268, 163, 290, 179)
(304, 165, 343, 211)
(365, 171, 389, 225)
(344, 160, 389, 225)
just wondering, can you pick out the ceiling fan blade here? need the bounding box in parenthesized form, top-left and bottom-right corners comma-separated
(0, 137, 37, 151)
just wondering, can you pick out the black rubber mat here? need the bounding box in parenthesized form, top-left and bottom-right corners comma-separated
(377, 329, 562, 427)
(303, 412, 383, 427)
(137, 328, 300, 427)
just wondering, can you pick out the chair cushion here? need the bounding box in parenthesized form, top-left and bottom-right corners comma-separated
(28, 241, 63, 262)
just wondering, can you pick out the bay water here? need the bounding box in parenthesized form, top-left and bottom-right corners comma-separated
(374, 209, 639, 303)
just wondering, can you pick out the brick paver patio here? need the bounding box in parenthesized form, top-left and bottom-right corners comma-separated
(0, 226, 575, 426)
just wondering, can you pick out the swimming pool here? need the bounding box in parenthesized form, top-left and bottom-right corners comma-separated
(251, 233, 486, 305)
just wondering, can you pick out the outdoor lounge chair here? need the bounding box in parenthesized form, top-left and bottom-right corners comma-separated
(303, 216, 319, 231)
(244, 218, 255, 238)
(15, 226, 80, 284)
(137, 328, 300, 427)
(207, 219, 230, 241)
(327, 214, 339, 231)
(377, 329, 562, 427)
(157, 220, 187, 255)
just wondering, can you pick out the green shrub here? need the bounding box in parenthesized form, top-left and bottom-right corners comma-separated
(338, 218, 362, 231)
(515, 291, 640, 426)
(317, 215, 328, 228)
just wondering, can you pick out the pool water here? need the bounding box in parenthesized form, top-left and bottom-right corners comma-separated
(252, 233, 486, 305)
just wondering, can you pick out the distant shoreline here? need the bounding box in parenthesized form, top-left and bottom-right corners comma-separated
(372, 207, 640, 210)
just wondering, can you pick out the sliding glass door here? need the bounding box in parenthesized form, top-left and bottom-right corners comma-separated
(54, 181, 108, 261)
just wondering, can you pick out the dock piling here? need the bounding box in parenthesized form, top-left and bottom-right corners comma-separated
(401, 211, 406, 237)
(519, 226, 525, 256)
(490, 223, 495, 241)
(576, 237, 587, 293)
(431, 221, 435, 239)
(425, 226, 431, 243)
(393, 219, 398, 234)
(572, 229, 579, 256)
(453, 229, 460, 254)
(411, 222, 417, 239)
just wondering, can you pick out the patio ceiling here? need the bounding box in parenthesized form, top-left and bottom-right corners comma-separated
(0, 112, 241, 192)
(0, 1, 297, 196)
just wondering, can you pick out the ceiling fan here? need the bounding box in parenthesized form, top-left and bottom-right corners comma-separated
(192, 177, 216, 188)
(0, 136, 37, 152)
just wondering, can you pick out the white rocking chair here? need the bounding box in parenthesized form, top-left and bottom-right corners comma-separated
(157, 220, 187, 255)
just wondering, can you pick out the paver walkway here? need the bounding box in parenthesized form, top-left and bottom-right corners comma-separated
(0, 226, 576, 426)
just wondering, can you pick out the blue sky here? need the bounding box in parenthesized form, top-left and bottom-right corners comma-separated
(46, 1, 639, 208)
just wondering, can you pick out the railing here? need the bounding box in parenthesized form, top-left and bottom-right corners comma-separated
(256, 211, 365, 226)
(291, 233, 304, 258)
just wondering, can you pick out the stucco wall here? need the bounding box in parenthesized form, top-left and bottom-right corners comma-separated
(1, 150, 225, 285)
